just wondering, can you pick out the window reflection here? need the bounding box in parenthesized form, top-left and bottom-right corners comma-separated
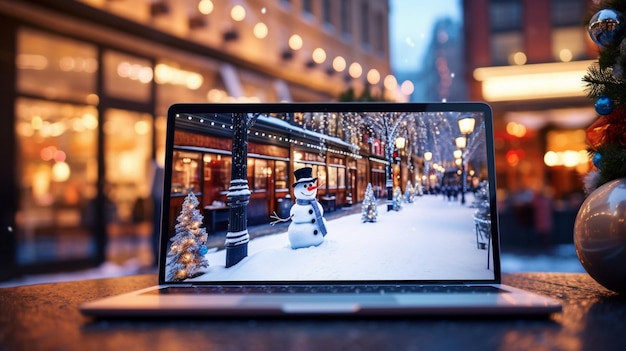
(17, 28, 97, 103)
(104, 109, 154, 224)
(103, 51, 152, 102)
(15, 98, 98, 264)
(275, 161, 288, 190)
(171, 151, 201, 195)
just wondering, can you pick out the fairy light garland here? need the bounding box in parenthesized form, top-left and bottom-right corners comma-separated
(176, 113, 364, 159)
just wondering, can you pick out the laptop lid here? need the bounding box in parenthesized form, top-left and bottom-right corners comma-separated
(159, 102, 500, 286)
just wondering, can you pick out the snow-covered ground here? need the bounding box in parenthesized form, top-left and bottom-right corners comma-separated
(187, 195, 495, 282)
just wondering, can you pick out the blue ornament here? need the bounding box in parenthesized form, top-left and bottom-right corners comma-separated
(593, 153, 603, 169)
(595, 96, 615, 115)
(589, 9, 626, 47)
(199, 245, 208, 255)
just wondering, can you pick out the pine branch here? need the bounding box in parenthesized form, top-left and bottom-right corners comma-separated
(583, 63, 626, 103)
(597, 144, 626, 187)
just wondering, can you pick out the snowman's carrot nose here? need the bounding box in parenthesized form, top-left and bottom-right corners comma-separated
(307, 184, 318, 191)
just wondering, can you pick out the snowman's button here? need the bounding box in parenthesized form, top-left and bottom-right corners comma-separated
(314, 230, 318, 235)
(308, 209, 313, 214)
(311, 219, 316, 223)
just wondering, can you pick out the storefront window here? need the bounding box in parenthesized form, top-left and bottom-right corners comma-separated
(171, 151, 201, 195)
(338, 167, 346, 188)
(15, 98, 98, 264)
(253, 159, 269, 191)
(17, 28, 97, 103)
(203, 153, 231, 203)
(104, 109, 154, 226)
(329, 167, 338, 188)
(275, 161, 288, 190)
(103, 50, 152, 103)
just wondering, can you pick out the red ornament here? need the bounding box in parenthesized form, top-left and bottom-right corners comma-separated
(586, 108, 626, 150)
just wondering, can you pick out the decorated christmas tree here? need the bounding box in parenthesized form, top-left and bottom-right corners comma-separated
(404, 180, 415, 203)
(166, 192, 209, 281)
(392, 185, 403, 211)
(582, 1, 626, 192)
(361, 183, 378, 222)
(573, 1, 626, 294)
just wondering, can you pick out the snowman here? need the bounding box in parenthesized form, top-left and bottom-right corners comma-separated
(270, 167, 328, 249)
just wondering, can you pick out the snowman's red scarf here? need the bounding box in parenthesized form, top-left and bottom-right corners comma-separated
(296, 199, 328, 236)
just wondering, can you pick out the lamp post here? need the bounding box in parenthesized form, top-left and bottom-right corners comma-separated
(395, 136, 406, 189)
(456, 116, 475, 205)
(423, 151, 432, 194)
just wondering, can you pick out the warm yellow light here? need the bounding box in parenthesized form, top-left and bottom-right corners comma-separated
(348, 62, 362, 79)
(453, 149, 462, 159)
(458, 117, 475, 135)
(288, 34, 303, 50)
(455, 158, 462, 167)
(332, 56, 346, 72)
(312, 48, 326, 64)
(395, 137, 406, 149)
(424, 151, 432, 161)
(134, 120, 150, 135)
(473, 60, 593, 102)
(384, 74, 397, 90)
(400, 80, 414, 95)
(198, 0, 214, 15)
(367, 68, 381, 85)
(51, 161, 71, 182)
(455, 136, 467, 149)
(253, 22, 268, 39)
(231, 5, 246, 21)
(559, 49, 573, 62)
(506, 122, 527, 138)
(562, 150, 580, 168)
(510, 51, 527, 65)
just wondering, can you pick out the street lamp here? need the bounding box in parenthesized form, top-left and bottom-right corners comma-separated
(423, 151, 432, 194)
(456, 116, 475, 205)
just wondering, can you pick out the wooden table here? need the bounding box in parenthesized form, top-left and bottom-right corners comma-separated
(1, 273, 625, 351)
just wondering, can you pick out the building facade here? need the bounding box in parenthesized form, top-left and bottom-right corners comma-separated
(462, 0, 597, 245)
(0, 0, 394, 280)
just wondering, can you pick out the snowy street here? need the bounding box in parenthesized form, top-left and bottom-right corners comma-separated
(189, 194, 495, 282)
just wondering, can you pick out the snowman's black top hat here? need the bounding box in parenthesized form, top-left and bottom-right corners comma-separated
(292, 167, 317, 187)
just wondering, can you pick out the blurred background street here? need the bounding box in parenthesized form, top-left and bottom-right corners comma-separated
(0, 0, 597, 285)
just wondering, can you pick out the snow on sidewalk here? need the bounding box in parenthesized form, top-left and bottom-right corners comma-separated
(189, 195, 495, 282)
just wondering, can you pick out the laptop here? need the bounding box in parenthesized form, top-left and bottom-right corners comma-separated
(80, 102, 561, 317)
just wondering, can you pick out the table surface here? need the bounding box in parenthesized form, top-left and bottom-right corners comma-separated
(1, 273, 625, 351)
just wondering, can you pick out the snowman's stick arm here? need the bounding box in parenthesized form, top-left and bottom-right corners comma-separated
(269, 211, 292, 225)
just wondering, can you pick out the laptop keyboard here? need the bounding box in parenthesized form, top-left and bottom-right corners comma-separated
(151, 285, 505, 295)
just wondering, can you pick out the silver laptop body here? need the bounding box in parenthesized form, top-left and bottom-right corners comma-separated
(80, 102, 561, 317)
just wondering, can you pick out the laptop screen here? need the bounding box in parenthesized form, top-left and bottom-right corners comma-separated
(160, 102, 499, 284)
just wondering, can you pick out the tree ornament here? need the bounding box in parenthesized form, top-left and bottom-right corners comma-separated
(595, 96, 615, 115)
(592, 152, 603, 169)
(588, 9, 626, 48)
(574, 178, 626, 294)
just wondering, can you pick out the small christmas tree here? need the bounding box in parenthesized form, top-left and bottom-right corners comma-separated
(404, 180, 415, 203)
(392, 186, 403, 211)
(361, 183, 378, 222)
(166, 192, 209, 281)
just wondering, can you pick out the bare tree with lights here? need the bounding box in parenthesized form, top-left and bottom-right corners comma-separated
(363, 112, 414, 211)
